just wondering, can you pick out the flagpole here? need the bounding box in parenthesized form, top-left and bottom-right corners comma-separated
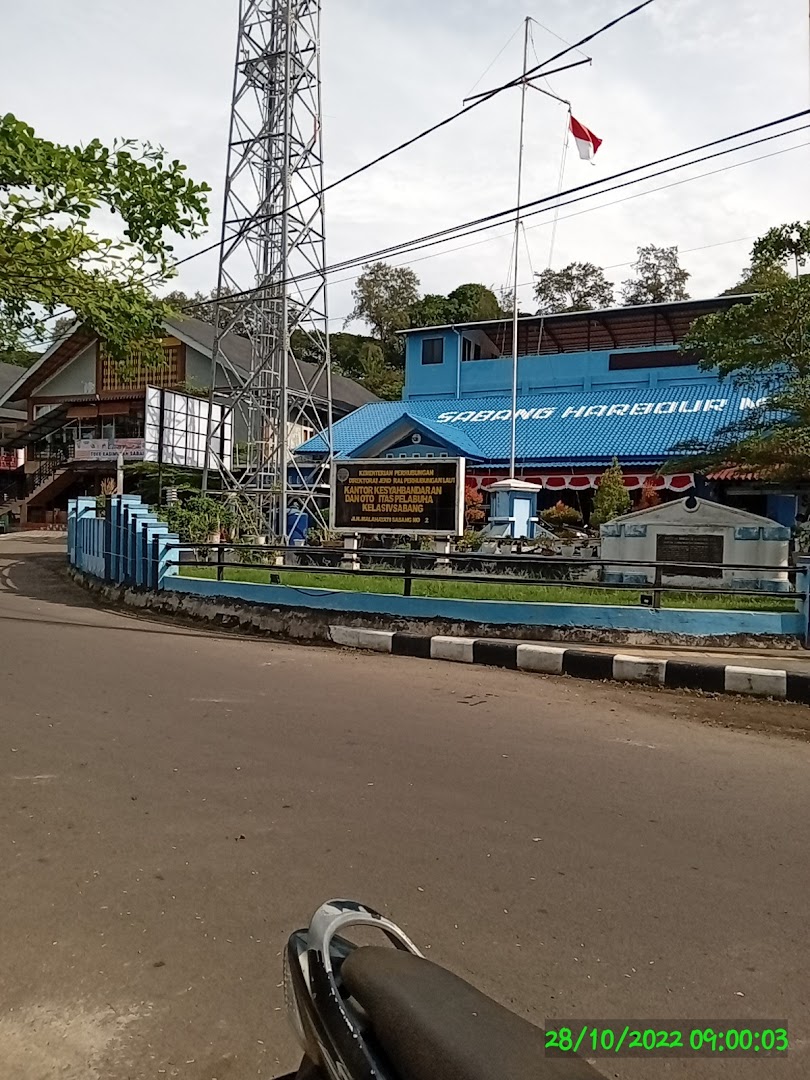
(509, 16, 531, 480)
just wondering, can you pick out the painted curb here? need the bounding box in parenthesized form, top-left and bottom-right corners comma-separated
(328, 626, 805, 703)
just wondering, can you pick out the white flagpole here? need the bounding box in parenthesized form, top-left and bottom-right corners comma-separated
(509, 16, 531, 480)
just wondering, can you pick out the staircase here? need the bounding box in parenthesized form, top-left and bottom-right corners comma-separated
(23, 448, 75, 515)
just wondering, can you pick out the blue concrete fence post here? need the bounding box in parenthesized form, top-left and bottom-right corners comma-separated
(67, 499, 76, 564)
(110, 495, 141, 584)
(127, 505, 159, 587)
(156, 531, 180, 589)
(796, 556, 810, 649)
(70, 497, 98, 572)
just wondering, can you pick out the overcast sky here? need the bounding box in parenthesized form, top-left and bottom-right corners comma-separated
(2, 0, 808, 328)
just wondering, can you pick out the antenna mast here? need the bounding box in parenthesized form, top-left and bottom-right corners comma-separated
(203, 0, 333, 540)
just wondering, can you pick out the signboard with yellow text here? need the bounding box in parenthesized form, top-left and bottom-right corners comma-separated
(331, 458, 465, 536)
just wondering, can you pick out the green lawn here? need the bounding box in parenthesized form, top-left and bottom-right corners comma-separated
(180, 566, 796, 612)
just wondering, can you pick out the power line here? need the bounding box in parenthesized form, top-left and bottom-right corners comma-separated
(309, 135, 805, 295)
(26, 0, 660, 317)
(220, 0, 657, 239)
(32, 136, 795, 351)
(330, 141, 805, 304)
(184, 110, 810, 311)
(318, 116, 810, 279)
(31, 115, 808, 344)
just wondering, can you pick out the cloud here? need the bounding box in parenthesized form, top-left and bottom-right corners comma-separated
(1, 0, 806, 322)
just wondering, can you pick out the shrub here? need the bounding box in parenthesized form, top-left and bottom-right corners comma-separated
(591, 458, 631, 527)
(541, 500, 584, 530)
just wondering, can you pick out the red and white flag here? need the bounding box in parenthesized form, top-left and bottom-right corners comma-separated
(569, 115, 602, 161)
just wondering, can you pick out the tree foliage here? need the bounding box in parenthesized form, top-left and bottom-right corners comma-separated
(591, 458, 631, 526)
(678, 289, 810, 477)
(409, 282, 502, 328)
(0, 346, 39, 368)
(621, 244, 690, 305)
(541, 500, 584, 530)
(0, 114, 210, 360)
(159, 493, 235, 544)
(534, 262, 614, 315)
(676, 222, 810, 478)
(723, 262, 791, 296)
(447, 283, 502, 322)
(464, 487, 486, 527)
(346, 262, 420, 358)
(353, 342, 404, 400)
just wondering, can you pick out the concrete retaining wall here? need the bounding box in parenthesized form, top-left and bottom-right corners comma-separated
(67, 567, 805, 650)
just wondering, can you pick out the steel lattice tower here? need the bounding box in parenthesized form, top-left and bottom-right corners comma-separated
(203, 0, 332, 540)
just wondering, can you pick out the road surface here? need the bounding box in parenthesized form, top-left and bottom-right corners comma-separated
(1, 535, 808, 1079)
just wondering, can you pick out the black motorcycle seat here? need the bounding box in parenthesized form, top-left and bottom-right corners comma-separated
(341, 946, 601, 1080)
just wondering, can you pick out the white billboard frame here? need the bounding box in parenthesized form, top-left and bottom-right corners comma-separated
(144, 386, 233, 472)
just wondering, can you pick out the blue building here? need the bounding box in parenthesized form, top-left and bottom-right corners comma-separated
(297, 297, 796, 527)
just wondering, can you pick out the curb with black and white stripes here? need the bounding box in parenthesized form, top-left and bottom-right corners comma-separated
(328, 626, 810, 704)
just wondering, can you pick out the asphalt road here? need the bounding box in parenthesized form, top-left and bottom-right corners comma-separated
(1, 535, 809, 1080)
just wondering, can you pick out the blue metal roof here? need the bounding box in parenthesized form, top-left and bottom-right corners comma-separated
(298, 380, 763, 466)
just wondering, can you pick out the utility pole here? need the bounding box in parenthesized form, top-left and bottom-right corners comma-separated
(509, 16, 531, 480)
(202, 0, 333, 542)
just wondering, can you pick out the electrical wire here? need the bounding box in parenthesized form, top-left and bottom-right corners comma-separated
(183, 110, 810, 311)
(254, 132, 807, 306)
(465, 21, 526, 100)
(228, 0, 658, 236)
(19, 0, 660, 335)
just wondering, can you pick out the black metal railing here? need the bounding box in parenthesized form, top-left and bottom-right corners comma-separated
(28, 445, 71, 493)
(168, 541, 804, 611)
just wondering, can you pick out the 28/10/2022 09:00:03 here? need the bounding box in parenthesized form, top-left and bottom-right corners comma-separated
(543, 1022, 789, 1057)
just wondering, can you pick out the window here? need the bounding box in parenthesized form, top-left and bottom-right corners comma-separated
(609, 349, 695, 371)
(421, 337, 444, 365)
(462, 338, 484, 362)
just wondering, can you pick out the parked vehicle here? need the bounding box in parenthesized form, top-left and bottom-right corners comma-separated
(277, 898, 602, 1079)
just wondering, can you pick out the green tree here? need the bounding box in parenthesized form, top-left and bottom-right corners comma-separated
(354, 342, 404, 400)
(323, 330, 377, 380)
(346, 262, 420, 361)
(0, 346, 39, 367)
(410, 283, 502, 327)
(408, 293, 453, 329)
(163, 286, 258, 337)
(591, 458, 631, 527)
(723, 262, 791, 296)
(0, 113, 209, 360)
(447, 283, 501, 322)
(676, 226, 810, 478)
(534, 262, 614, 314)
(621, 244, 690, 305)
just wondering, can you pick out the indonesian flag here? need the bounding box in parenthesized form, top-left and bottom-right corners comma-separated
(569, 115, 602, 161)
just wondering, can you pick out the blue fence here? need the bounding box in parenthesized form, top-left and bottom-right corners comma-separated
(67, 494, 810, 644)
(68, 495, 179, 589)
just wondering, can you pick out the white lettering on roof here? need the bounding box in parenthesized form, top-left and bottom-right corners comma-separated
(432, 397, 731, 424)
